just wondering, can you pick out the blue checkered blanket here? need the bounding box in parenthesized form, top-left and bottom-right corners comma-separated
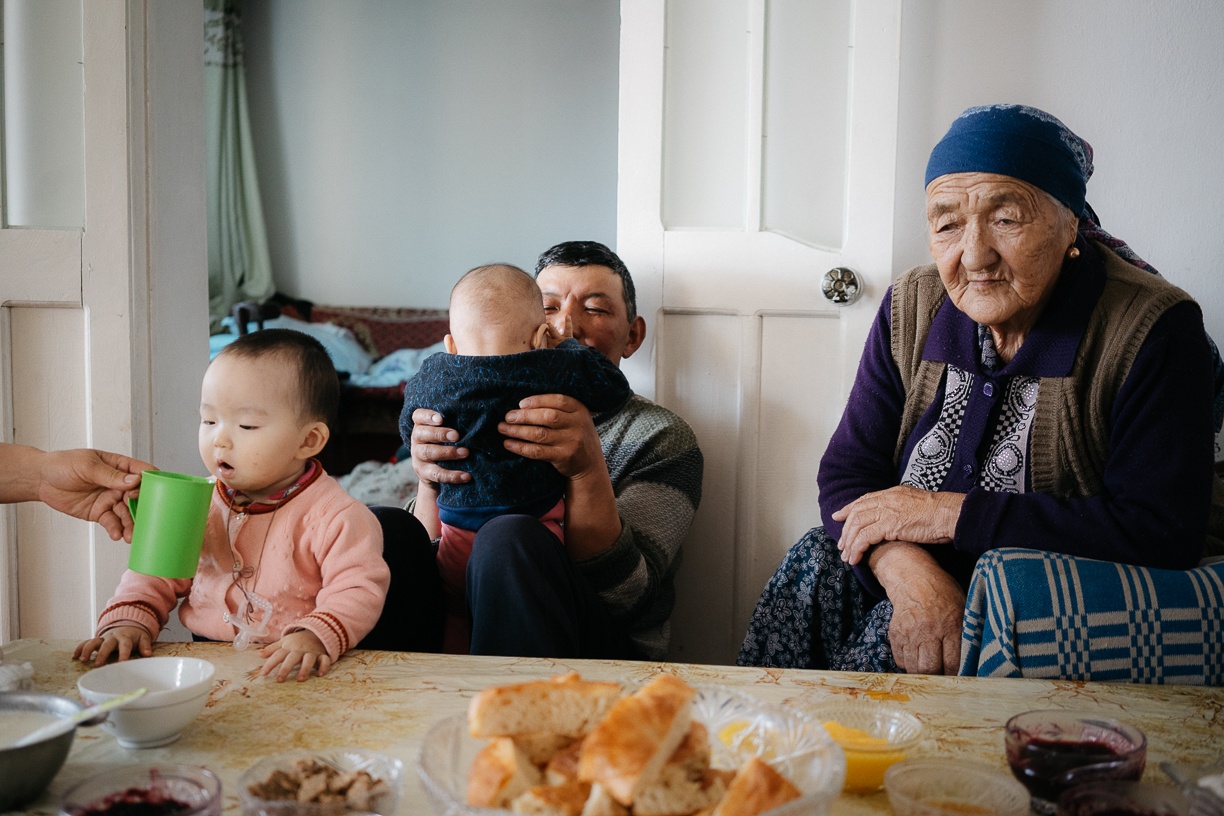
(960, 547, 1224, 685)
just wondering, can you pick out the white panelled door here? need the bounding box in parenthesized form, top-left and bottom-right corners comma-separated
(617, 0, 902, 664)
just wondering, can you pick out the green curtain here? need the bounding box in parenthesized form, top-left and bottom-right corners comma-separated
(204, 0, 274, 333)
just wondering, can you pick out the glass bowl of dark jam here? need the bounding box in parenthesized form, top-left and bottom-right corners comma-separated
(59, 765, 221, 816)
(1056, 780, 1224, 816)
(1005, 710, 1147, 815)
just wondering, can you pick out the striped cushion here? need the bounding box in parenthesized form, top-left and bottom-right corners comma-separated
(960, 548, 1224, 684)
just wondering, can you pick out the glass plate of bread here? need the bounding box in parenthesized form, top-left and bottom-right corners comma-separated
(417, 672, 845, 816)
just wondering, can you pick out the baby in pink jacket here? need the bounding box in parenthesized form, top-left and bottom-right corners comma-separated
(74, 329, 390, 682)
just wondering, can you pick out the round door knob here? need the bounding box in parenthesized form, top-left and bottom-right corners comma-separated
(822, 267, 863, 305)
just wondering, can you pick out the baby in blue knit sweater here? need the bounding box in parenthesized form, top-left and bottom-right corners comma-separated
(400, 263, 631, 651)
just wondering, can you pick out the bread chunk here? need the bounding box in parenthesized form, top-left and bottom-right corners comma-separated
(634, 767, 729, 816)
(668, 722, 711, 774)
(632, 724, 724, 816)
(512, 780, 592, 816)
(580, 784, 629, 816)
(578, 673, 696, 805)
(710, 758, 800, 816)
(467, 736, 543, 808)
(546, 739, 585, 785)
(517, 733, 579, 766)
(470, 673, 623, 738)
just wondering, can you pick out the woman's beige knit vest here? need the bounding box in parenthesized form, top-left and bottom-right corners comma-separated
(888, 242, 1224, 557)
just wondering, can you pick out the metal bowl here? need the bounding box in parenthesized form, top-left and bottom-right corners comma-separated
(0, 691, 104, 811)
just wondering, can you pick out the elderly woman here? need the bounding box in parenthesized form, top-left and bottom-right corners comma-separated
(739, 104, 1224, 676)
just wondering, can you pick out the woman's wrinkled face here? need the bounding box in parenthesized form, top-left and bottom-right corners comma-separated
(926, 173, 1077, 336)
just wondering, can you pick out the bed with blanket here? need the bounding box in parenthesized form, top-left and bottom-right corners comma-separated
(212, 302, 449, 499)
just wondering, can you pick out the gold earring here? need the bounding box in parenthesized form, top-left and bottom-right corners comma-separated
(1067, 246, 1080, 259)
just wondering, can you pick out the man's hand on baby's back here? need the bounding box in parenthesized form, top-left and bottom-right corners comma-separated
(408, 408, 471, 488)
(500, 394, 604, 480)
(258, 630, 332, 683)
(73, 625, 153, 666)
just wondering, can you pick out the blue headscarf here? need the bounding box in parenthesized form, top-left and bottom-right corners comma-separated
(925, 104, 1091, 218)
(925, 104, 1155, 271)
(928, 103, 1224, 431)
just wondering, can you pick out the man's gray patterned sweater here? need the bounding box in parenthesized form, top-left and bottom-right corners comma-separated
(578, 394, 703, 659)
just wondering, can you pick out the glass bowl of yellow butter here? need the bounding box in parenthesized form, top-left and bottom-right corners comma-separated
(810, 700, 924, 793)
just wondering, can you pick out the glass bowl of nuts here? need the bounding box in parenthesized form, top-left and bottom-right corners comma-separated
(238, 748, 403, 816)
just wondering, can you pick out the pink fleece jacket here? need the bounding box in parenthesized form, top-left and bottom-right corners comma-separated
(96, 469, 389, 660)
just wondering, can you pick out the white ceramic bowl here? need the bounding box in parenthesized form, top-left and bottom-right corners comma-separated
(77, 656, 215, 748)
(417, 684, 846, 816)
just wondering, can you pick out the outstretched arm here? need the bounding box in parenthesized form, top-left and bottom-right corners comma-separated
(0, 443, 155, 541)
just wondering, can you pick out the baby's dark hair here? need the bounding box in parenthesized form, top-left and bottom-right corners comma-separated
(215, 329, 339, 426)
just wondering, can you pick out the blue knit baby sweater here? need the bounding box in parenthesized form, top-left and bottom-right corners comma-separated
(400, 339, 631, 530)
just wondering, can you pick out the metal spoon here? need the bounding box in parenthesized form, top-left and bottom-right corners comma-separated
(13, 687, 147, 747)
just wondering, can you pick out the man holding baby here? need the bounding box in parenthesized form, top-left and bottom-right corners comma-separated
(405, 241, 704, 661)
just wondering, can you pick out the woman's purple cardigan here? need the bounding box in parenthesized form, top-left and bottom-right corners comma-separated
(817, 244, 1215, 597)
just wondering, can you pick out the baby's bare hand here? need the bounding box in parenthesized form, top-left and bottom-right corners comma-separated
(534, 317, 573, 349)
(258, 631, 332, 682)
(73, 626, 153, 666)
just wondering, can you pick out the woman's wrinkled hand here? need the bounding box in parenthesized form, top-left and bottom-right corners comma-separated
(871, 541, 965, 674)
(832, 485, 965, 565)
(407, 408, 471, 488)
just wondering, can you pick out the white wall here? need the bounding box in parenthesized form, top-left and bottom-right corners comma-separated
(893, 0, 1224, 355)
(244, 1, 1221, 339)
(242, 0, 620, 310)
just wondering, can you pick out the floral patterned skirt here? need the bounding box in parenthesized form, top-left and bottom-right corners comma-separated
(737, 526, 898, 672)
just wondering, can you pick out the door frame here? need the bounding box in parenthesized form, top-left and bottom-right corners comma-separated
(0, 0, 207, 641)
